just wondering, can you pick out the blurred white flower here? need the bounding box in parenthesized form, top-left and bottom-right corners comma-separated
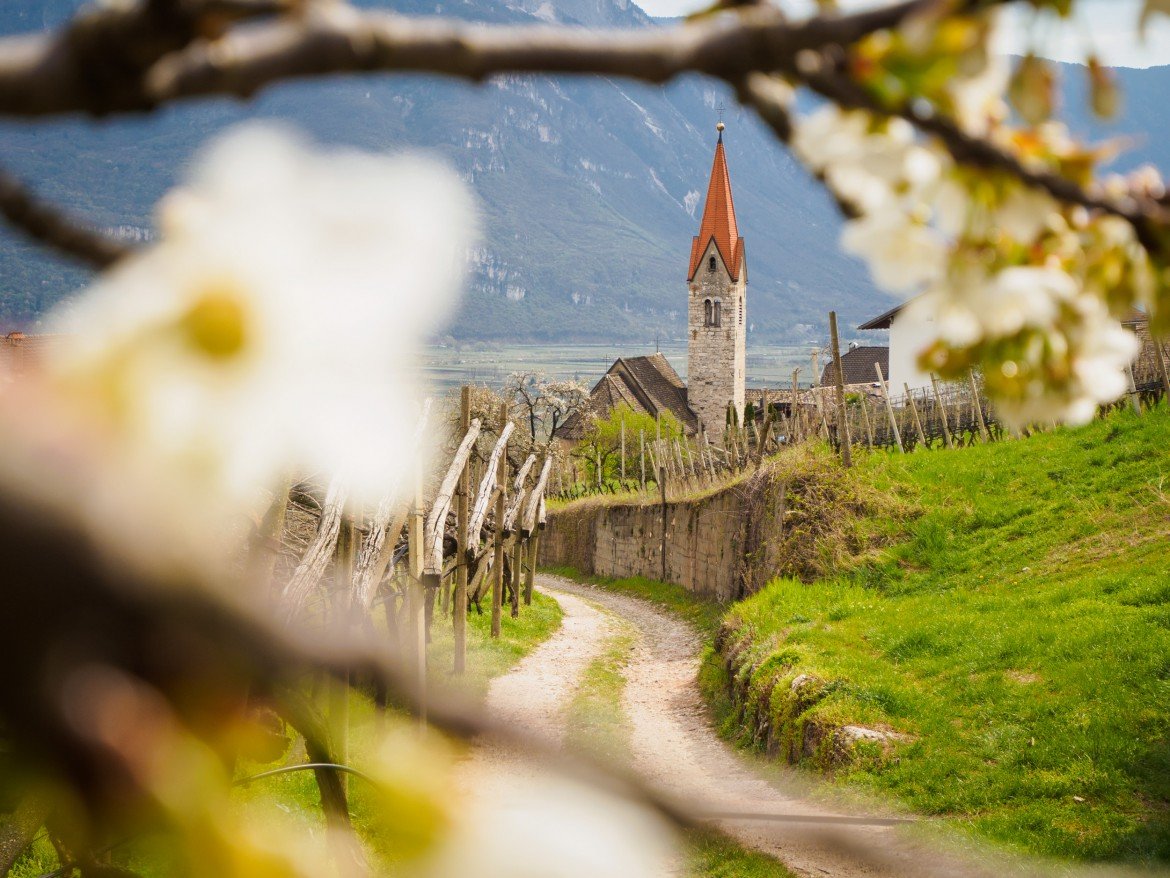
(47, 124, 476, 513)
(994, 186, 1059, 244)
(841, 212, 947, 292)
(948, 55, 1009, 137)
(424, 772, 676, 878)
(981, 266, 1066, 336)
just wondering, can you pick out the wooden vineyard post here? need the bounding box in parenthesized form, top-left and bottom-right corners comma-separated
(790, 369, 801, 444)
(904, 383, 927, 448)
(620, 418, 626, 485)
(968, 370, 992, 442)
(490, 404, 508, 638)
(874, 363, 904, 453)
(639, 429, 646, 492)
(658, 466, 668, 584)
(409, 465, 427, 729)
(453, 385, 471, 673)
(331, 514, 355, 792)
(525, 530, 538, 606)
(859, 396, 874, 449)
(829, 311, 853, 468)
(930, 374, 954, 449)
(1126, 362, 1142, 414)
(1156, 339, 1170, 400)
(595, 445, 602, 491)
(511, 537, 523, 617)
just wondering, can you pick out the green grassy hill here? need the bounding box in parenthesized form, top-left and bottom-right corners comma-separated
(711, 407, 1170, 864)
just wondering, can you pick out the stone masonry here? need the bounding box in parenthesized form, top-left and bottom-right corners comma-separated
(688, 239, 746, 441)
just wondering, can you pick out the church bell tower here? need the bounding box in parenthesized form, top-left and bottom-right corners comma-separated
(686, 121, 747, 441)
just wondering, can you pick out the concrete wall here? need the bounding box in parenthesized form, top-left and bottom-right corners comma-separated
(540, 488, 748, 602)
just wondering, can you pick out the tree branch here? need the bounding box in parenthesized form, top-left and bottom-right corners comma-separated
(0, 0, 940, 117)
(0, 167, 133, 269)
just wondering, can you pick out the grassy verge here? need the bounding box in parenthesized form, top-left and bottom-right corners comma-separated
(722, 408, 1170, 863)
(425, 590, 563, 699)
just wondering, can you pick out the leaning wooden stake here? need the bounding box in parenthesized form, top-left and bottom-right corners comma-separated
(490, 403, 509, 638)
(468, 420, 516, 547)
(330, 515, 356, 793)
(511, 536, 523, 617)
(658, 465, 668, 584)
(859, 396, 875, 449)
(620, 417, 626, 484)
(1125, 362, 1142, 414)
(929, 374, 954, 449)
(829, 311, 853, 468)
(453, 386, 472, 674)
(423, 414, 482, 576)
(281, 476, 348, 620)
(967, 370, 992, 442)
(874, 363, 904, 453)
(1156, 339, 1170, 399)
(904, 383, 927, 448)
(639, 428, 646, 491)
(524, 531, 538, 606)
(790, 368, 801, 444)
(408, 465, 426, 729)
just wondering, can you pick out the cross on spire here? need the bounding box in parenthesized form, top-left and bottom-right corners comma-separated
(715, 102, 726, 141)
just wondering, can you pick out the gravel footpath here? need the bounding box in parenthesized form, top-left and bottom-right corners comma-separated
(536, 575, 1020, 878)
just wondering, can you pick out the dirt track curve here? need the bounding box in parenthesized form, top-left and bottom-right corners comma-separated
(463, 575, 1088, 878)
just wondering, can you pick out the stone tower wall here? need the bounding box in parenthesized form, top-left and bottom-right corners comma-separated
(687, 240, 746, 440)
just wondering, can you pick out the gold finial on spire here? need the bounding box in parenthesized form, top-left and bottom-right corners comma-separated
(716, 102, 726, 140)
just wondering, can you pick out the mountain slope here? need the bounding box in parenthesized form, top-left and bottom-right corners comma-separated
(0, 4, 1168, 343)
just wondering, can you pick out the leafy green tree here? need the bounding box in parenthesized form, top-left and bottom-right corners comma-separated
(575, 404, 682, 488)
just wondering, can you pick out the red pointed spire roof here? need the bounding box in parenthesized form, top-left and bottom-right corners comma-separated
(688, 128, 745, 281)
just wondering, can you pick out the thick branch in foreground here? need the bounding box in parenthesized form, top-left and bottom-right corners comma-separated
(0, 0, 936, 117)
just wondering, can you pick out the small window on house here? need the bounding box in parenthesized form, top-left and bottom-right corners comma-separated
(703, 299, 712, 326)
(713, 300, 722, 327)
(708, 255, 717, 272)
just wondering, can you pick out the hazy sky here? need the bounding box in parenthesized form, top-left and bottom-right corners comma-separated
(637, 0, 1170, 68)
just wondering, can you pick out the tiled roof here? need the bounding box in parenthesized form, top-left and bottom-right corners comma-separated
(820, 346, 889, 387)
(553, 352, 699, 441)
(687, 135, 745, 281)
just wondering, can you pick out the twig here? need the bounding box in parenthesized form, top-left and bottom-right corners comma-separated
(0, 168, 133, 269)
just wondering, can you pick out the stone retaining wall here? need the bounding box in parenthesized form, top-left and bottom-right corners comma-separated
(539, 488, 748, 601)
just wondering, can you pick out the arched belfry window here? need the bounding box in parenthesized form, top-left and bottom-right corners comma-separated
(713, 300, 722, 327)
(708, 255, 717, 272)
(703, 298, 713, 326)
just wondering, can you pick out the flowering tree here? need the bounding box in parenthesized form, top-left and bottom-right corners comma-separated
(0, 0, 1168, 874)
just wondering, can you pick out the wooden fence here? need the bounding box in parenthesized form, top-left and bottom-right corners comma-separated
(275, 385, 555, 729)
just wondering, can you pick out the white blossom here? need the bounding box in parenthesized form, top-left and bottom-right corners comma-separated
(841, 212, 948, 292)
(994, 186, 1060, 244)
(46, 123, 477, 514)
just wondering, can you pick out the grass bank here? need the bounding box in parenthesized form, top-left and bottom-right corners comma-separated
(552, 407, 1170, 866)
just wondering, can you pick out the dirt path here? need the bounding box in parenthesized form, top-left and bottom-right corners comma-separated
(535, 575, 1020, 878)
